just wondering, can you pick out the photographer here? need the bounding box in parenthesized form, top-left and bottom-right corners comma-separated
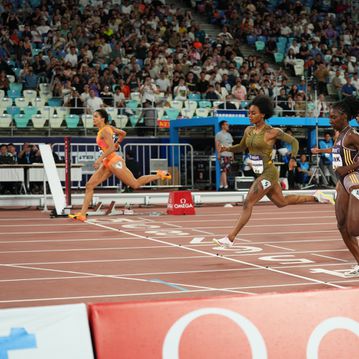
(65, 88, 84, 115)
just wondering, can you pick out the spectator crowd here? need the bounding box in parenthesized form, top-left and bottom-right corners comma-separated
(0, 0, 356, 121)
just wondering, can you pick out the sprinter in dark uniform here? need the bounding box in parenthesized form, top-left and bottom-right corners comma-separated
(329, 97, 359, 277)
(213, 95, 333, 248)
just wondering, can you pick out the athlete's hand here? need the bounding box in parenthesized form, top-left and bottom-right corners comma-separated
(335, 166, 348, 177)
(93, 159, 102, 169)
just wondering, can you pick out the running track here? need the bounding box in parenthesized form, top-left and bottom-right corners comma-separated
(0, 202, 357, 309)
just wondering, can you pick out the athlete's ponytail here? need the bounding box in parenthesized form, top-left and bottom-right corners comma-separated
(332, 97, 359, 120)
(251, 95, 274, 120)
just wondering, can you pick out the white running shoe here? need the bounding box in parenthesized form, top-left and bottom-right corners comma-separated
(314, 190, 335, 205)
(213, 236, 233, 248)
(344, 264, 359, 278)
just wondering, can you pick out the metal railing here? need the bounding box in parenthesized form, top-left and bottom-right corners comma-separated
(52, 142, 194, 190)
(123, 143, 194, 189)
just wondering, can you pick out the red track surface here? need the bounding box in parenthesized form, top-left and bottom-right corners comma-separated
(0, 202, 357, 309)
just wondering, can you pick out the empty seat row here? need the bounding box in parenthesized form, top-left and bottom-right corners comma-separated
(0, 113, 130, 129)
(0, 96, 61, 108)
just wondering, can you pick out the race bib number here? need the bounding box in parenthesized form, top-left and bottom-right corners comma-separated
(261, 179, 271, 190)
(351, 189, 359, 201)
(332, 149, 343, 170)
(249, 155, 264, 174)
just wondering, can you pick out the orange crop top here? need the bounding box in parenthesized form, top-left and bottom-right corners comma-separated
(96, 126, 113, 152)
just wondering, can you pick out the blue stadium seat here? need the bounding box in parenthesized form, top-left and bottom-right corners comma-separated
(257, 36, 267, 43)
(129, 114, 140, 127)
(14, 114, 30, 128)
(274, 52, 284, 63)
(7, 89, 21, 100)
(6, 106, 21, 116)
(255, 41, 265, 51)
(24, 106, 38, 117)
(198, 100, 212, 109)
(9, 82, 23, 92)
(47, 98, 62, 107)
(65, 114, 80, 128)
(188, 93, 201, 102)
(165, 108, 179, 120)
(246, 35, 257, 46)
(126, 100, 139, 109)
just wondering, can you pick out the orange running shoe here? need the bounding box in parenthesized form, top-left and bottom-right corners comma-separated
(157, 170, 172, 180)
(68, 212, 87, 222)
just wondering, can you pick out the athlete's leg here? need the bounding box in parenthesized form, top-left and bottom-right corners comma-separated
(79, 166, 112, 215)
(335, 183, 359, 264)
(226, 177, 272, 242)
(346, 186, 359, 237)
(267, 182, 316, 207)
(110, 159, 168, 189)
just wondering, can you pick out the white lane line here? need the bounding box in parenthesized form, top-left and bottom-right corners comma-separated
(265, 244, 295, 251)
(192, 228, 215, 235)
(0, 236, 341, 245)
(136, 216, 215, 237)
(312, 254, 348, 263)
(1, 262, 252, 297)
(0, 245, 183, 254)
(137, 217, 182, 228)
(0, 275, 94, 283)
(0, 223, 90, 228)
(0, 248, 350, 266)
(0, 287, 250, 305)
(0, 228, 338, 238)
(147, 215, 337, 224)
(0, 209, 335, 222)
(0, 237, 125, 244)
(1, 255, 208, 266)
(189, 222, 337, 229)
(0, 230, 107, 235)
(86, 221, 346, 289)
(238, 230, 337, 236)
(1, 261, 354, 283)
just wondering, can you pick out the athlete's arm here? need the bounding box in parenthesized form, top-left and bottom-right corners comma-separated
(94, 127, 116, 169)
(111, 126, 126, 146)
(275, 128, 299, 158)
(336, 130, 359, 177)
(227, 127, 249, 153)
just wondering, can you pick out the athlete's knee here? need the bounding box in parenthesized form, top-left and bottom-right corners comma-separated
(243, 198, 255, 210)
(85, 181, 96, 191)
(129, 182, 140, 190)
(274, 200, 287, 208)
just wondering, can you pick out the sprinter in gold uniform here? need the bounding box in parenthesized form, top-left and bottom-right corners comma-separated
(214, 95, 333, 248)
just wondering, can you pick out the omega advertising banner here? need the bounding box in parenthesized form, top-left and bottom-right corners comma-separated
(89, 288, 359, 359)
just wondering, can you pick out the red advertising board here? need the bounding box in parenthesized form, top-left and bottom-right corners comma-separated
(167, 190, 195, 215)
(89, 288, 359, 359)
